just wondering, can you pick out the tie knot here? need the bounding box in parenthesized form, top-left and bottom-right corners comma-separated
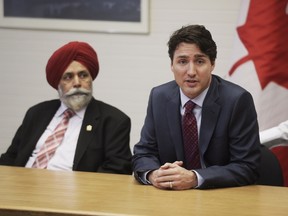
(184, 101, 196, 113)
(63, 109, 75, 119)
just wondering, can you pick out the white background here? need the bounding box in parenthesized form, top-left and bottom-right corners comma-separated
(0, 0, 242, 153)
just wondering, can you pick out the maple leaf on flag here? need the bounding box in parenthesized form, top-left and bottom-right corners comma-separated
(228, 0, 288, 89)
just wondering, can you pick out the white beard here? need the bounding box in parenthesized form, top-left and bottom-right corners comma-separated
(58, 87, 92, 111)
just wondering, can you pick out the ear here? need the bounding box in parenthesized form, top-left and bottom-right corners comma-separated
(211, 62, 216, 72)
(170, 61, 174, 72)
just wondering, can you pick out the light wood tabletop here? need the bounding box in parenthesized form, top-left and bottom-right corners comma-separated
(0, 165, 287, 216)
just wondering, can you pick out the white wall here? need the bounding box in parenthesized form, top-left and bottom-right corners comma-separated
(0, 0, 241, 154)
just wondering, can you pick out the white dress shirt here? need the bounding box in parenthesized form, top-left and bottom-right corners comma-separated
(260, 120, 288, 147)
(179, 87, 209, 187)
(25, 103, 86, 170)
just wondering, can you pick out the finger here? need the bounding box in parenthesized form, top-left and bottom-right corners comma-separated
(173, 161, 183, 166)
(156, 181, 174, 190)
(157, 168, 175, 178)
(152, 180, 171, 190)
(160, 162, 173, 169)
(169, 181, 174, 189)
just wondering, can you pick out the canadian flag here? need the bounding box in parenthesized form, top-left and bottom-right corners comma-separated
(226, 0, 288, 130)
(225, 0, 288, 186)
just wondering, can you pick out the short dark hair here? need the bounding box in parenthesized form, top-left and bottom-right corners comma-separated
(167, 25, 217, 64)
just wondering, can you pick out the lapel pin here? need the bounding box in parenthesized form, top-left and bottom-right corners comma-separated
(86, 125, 92, 131)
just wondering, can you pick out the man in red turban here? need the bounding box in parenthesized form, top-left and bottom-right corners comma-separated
(0, 42, 132, 175)
(46, 41, 99, 89)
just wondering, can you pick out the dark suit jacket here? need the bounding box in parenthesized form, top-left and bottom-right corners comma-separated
(0, 98, 132, 174)
(132, 75, 261, 188)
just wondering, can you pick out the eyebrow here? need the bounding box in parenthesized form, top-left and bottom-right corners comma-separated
(194, 54, 208, 58)
(175, 53, 208, 59)
(63, 70, 89, 74)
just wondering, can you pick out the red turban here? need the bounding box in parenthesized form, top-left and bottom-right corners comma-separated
(46, 41, 99, 89)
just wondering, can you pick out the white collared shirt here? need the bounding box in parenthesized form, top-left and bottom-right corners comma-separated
(25, 103, 86, 171)
(179, 87, 209, 136)
(179, 87, 209, 187)
(260, 120, 288, 147)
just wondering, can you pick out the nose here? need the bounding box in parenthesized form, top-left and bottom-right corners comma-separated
(187, 62, 196, 76)
(73, 76, 81, 88)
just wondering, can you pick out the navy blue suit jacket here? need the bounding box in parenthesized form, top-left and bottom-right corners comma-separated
(132, 75, 260, 188)
(0, 98, 132, 174)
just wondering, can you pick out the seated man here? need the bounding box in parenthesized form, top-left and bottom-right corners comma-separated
(0, 41, 132, 174)
(132, 25, 260, 189)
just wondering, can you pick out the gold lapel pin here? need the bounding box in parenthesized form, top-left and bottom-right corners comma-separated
(86, 125, 92, 131)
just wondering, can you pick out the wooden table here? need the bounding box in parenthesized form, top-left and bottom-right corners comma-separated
(0, 166, 287, 216)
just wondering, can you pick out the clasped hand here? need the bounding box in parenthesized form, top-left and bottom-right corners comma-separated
(148, 161, 198, 190)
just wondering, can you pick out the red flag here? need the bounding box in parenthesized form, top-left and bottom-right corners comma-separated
(226, 0, 288, 131)
(226, 0, 288, 186)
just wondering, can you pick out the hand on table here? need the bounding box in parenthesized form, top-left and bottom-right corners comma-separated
(148, 161, 198, 190)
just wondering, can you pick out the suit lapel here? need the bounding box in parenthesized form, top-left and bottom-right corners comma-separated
(166, 77, 221, 162)
(166, 84, 185, 160)
(28, 101, 61, 148)
(199, 76, 221, 155)
(73, 99, 100, 167)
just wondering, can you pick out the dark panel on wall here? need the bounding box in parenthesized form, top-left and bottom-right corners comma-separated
(4, 0, 141, 22)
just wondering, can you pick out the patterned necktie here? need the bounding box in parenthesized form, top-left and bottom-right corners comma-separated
(182, 100, 201, 170)
(32, 109, 75, 169)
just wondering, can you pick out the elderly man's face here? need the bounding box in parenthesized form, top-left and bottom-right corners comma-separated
(58, 61, 93, 111)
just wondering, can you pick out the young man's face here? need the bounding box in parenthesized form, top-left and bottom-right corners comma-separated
(171, 42, 215, 99)
(58, 60, 93, 111)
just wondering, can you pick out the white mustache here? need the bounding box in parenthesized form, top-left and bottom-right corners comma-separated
(65, 88, 91, 97)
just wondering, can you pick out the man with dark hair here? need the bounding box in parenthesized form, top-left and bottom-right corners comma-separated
(0, 41, 132, 174)
(132, 25, 260, 189)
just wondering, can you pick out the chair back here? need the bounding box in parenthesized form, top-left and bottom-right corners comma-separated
(270, 145, 288, 186)
(257, 145, 284, 186)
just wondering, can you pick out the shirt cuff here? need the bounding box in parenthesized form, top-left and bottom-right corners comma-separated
(139, 171, 152, 185)
(192, 170, 204, 188)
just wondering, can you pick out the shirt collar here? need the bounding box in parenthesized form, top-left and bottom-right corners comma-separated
(180, 86, 210, 109)
(56, 102, 87, 119)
